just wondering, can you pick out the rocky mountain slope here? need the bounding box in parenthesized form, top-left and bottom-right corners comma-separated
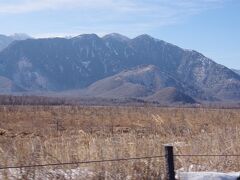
(0, 76, 23, 93)
(145, 87, 196, 104)
(0, 33, 239, 103)
(232, 69, 240, 75)
(82, 65, 197, 103)
(0, 33, 30, 52)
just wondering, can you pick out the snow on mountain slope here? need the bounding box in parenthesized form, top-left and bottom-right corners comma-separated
(0, 33, 239, 102)
(232, 69, 240, 75)
(0, 34, 30, 52)
(84, 65, 197, 104)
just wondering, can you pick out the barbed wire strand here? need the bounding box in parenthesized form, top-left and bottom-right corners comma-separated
(0, 155, 164, 170)
(174, 154, 240, 157)
(1, 154, 240, 170)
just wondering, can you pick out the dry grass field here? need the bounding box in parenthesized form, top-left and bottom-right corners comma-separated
(0, 105, 239, 179)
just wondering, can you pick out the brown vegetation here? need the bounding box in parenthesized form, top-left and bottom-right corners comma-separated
(0, 105, 239, 179)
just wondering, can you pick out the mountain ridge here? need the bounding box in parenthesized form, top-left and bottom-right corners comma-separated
(0, 33, 239, 103)
(0, 33, 31, 52)
(81, 65, 198, 104)
(232, 69, 240, 75)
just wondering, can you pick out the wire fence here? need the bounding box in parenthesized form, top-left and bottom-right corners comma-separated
(0, 153, 240, 170)
(0, 155, 165, 170)
(174, 154, 240, 157)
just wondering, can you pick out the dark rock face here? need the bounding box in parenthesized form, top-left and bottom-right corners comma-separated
(0, 33, 239, 102)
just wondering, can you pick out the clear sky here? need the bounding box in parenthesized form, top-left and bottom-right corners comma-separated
(0, 0, 239, 69)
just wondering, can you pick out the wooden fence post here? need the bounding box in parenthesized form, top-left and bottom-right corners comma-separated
(165, 145, 175, 180)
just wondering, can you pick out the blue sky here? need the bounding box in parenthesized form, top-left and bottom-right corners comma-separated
(0, 0, 239, 69)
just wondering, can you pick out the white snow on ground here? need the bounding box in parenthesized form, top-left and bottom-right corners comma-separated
(0, 167, 95, 180)
(177, 172, 240, 180)
(1, 167, 240, 179)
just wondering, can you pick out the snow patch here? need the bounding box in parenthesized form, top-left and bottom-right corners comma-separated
(194, 66, 206, 82)
(123, 65, 156, 76)
(0, 167, 95, 180)
(199, 56, 211, 65)
(18, 58, 32, 70)
(82, 61, 90, 69)
(113, 48, 118, 55)
(34, 72, 47, 88)
(177, 172, 240, 180)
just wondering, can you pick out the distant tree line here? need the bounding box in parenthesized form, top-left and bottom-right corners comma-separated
(0, 95, 239, 109)
(0, 95, 67, 105)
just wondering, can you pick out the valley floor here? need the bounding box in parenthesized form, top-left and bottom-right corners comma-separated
(0, 105, 239, 179)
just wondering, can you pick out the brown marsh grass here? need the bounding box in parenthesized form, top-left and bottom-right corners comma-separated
(0, 105, 239, 179)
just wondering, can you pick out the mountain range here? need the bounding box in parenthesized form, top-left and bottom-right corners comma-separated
(232, 69, 240, 75)
(0, 33, 31, 52)
(0, 33, 239, 104)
